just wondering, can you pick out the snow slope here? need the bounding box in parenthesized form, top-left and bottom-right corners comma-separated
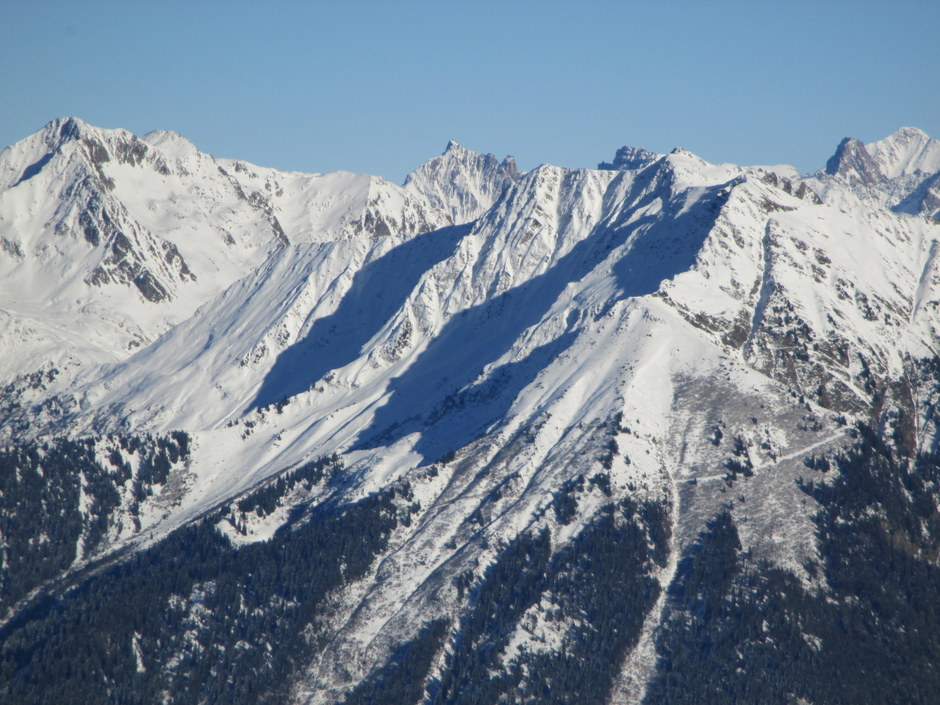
(0, 119, 516, 430)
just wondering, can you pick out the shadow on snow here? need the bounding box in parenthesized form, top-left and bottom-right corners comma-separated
(250, 224, 469, 411)
(253, 163, 733, 465)
(353, 171, 733, 463)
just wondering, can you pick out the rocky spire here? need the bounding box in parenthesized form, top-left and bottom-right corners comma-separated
(824, 137, 886, 187)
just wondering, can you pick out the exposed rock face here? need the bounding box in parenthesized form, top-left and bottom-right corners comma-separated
(825, 136, 886, 186)
(598, 144, 659, 171)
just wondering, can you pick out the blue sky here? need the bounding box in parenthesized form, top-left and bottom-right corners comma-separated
(2, 1, 938, 182)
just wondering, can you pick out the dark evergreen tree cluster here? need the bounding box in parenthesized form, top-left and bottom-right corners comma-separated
(507, 499, 669, 705)
(342, 618, 451, 705)
(551, 474, 585, 524)
(5, 400, 940, 705)
(235, 453, 342, 517)
(646, 423, 940, 705)
(723, 434, 754, 484)
(438, 529, 552, 705)
(0, 456, 410, 705)
(0, 432, 190, 610)
(431, 496, 669, 705)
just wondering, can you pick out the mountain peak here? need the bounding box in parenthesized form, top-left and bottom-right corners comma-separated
(442, 139, 478, 157)
(894, 126, 928, 139)
(501, 155, 520, 180)
(867, 126, 940, 179)
(5, 117, 114, 190)
(36, 116, 97, 151)
(142, 129, 200, 160)
(403, 141, 521, 224)
(47, 116, 84, 139)
(598, 145, 659, 171)
(824, 136, 886, 186)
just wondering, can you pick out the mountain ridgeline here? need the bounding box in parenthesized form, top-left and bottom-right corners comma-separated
(1, 119, 940, 704)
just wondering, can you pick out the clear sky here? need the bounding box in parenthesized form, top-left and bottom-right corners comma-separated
(2, 1, 939, 183)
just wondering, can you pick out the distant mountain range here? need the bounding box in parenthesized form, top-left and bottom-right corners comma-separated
(1, 119, 939, 705)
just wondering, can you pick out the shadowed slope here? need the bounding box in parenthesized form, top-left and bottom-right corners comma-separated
(354, 172, 733, 461)
(250, 225, 469, 410)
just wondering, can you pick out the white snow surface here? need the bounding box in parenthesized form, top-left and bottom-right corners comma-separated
(867, 126, 940, 179)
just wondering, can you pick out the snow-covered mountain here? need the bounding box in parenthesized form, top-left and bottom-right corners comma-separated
(2, 121, 939, 705)
(814, 126, 940, 219)
(0, 118, 519, 443)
